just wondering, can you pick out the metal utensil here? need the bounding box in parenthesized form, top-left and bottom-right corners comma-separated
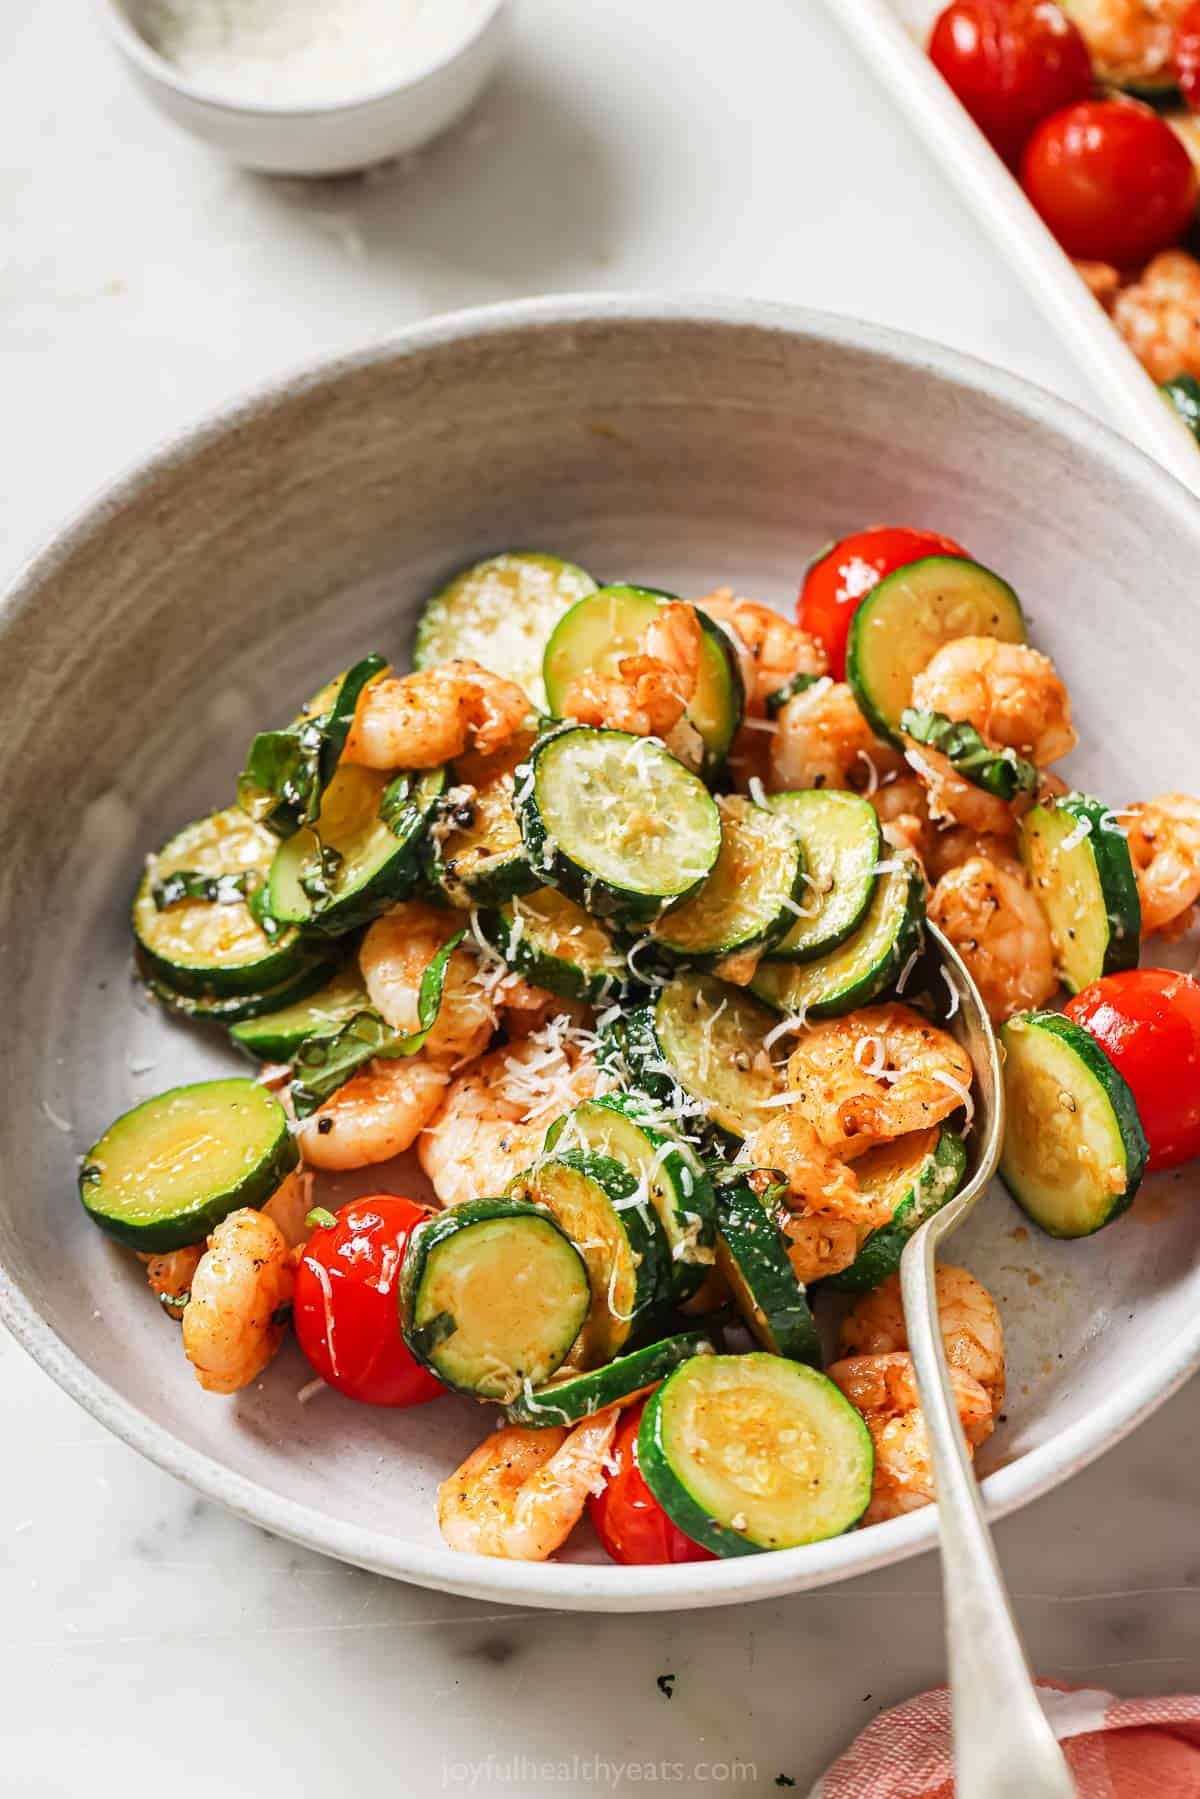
(899, 923, 1076, 1797)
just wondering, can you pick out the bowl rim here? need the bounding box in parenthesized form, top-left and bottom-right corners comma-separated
(4, 291, 1199, 1610)
(96, 0, 509, 121)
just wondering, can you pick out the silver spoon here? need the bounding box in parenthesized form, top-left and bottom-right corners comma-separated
(898, 923, 1076, 1798)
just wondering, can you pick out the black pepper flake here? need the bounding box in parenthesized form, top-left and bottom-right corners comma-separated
(656, 1674, 676, 1699)
(775, 1778, 796, 1788)
(317, 1116, 334, 1135)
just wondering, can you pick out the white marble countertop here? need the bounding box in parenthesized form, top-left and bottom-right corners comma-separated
(3, 3, 1198, 1793)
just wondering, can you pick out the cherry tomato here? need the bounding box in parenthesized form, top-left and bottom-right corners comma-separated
(1021, 99, 1198, 265)
(588, 1402, 715, 1565)
(797, 527, 969, 680)
(1178, 0, 1200, 111)
(1064, 969, 1200, 1172)
(928, 0, 1093, 168)
(294, 1195, 445, 1406)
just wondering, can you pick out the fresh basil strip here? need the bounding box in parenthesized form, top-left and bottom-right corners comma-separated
(152, 869, 255, 910)
(289, 929, 464, 1118)
(900, 707, 1038, 802)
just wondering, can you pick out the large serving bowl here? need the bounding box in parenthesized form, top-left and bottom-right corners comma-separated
(2, 298, 1197, 1611)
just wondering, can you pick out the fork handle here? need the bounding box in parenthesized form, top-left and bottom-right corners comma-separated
(900, 1224, 1077, 1798)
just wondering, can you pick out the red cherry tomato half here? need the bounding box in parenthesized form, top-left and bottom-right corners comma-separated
(1021, 99, 1198, 265)
(1064, 969, 1200, 1172)
(294, 1195, 445, 1407)
(588, 1402, 715, 1565)
(928, 0, 1093, 168)
(1178, 0, 1200, 111)
(797, 527, 969, 680)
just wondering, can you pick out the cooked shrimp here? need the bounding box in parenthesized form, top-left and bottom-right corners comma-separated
(261, 1167, 314, 1249)
(1126, 792, 1200, 937)
(560, 602, 702, 739)
(768, 680, 903, 793)
(360, 900, 496, 1066)
(929, 855, 1057, 1023)
(1075, 259, 1122, 309)
(910, 636, 1076, 767)
(871, 773, 934, 865)
(839, 1265, 1006, 1413)
(1113, 250, 1200, 384)
(437, 1409, 619, 1559)
(1063, 0, 1186, 89)
(182, 1208, 294, 1394)
(139, 1244, 204, 1318)
(696, 588, 828, 712)
(418, 1031, 604, 1207)
(925, 824, 1019, 885)
(903, 739, 1021, 836)
(745, 1112, 888, 1228)
(777, 1212, 861, 1285)
(784, 1002, 974, 1159)
(343, 660, 530, 770)
(297, 1056, 450, 1171)
(828, 1353, 994, 1524)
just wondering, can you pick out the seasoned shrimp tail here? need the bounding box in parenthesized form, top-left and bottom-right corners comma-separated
(182, 1208, 294, 1394)
(438, 1409, 620, 1559)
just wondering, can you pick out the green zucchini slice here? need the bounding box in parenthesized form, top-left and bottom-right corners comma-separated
(399, 1198, 591, 1401)
(134, 808, 312, 998)
(544, 1093, 718, 1303)
(752, 853, 925, 1019)
(644, 796, 807, 969)
(1019, 792, 1141, 992)
(266, 764, 444, 936)
(622, 973, 782, 1141)
(475, 887, 636, 1005)
(502, 1332, 715, 1427)
(846, 556, 1025, 747)
(638, 1353, 874, 1555)
(229, 966, 369, 1062)
(818, 1125, 967, 1293)
(237, 655, 386, 837)
(900, 708, 1037, 802)
(78, 1079, 297, 1252)
(1162, 374, 1200, 445)
(515, 726, 721, 924)
(1000, 1011, 1148, 1237)
(764, 790, 881, 962)
(430, 732, 539, 908)
(713, 1177, 821, 1365)
(413, 551, 597, 712)
(542, 585, 744, 771)
(508, 1151, 669, 1365)
(144, 956, 336, 1025)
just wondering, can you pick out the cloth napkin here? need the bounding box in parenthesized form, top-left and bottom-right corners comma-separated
(809, 1682, 1200, 1796)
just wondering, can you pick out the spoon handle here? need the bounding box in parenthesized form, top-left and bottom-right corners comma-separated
(901, 1223, 1077, 1798)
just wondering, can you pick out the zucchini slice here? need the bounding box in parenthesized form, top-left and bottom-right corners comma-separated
(515, 726, 722, 924)
(900, 708, 1037, 803)
(413, 551, 597, 712)
(431, 732, 539, 908)
(144, 956, 336, 1025)
(78, 1079, 297, 1252)
(475, 887, 636, 1005)
(237, 655, 386, 837)
(644, 796, 807, 969)
(713, 1176, 821, 1366)
(638, 1353, 874, 1555)
(399, 1198, 591, 1401)
(229, 966, 369, 1061)
(133, 808, 312, 998)
(1019, 793, 1141, 992)
(266, 764, 444, 936)
(1162, 373, 1200, 446)
(764, 790, 881, 962)
(846, 556, 1025, 747)
(752, 853, 925, 1019)
(508, 1151, 669, 1364)
(544, 1093, 718, 1303)
(542, 585, 744, 771)
(1000, 1011, 1148, 1237)
(502, 1331, 715, 1427)
(818, 1125, 967, 1293)
(622, 973, 782, 1141)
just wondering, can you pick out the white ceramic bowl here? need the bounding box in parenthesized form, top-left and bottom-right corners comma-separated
(2, 297, 1198, 1611)
(98, 0, 510, 176)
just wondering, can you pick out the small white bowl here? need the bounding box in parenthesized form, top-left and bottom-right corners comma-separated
(98, 0, 510, 177)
